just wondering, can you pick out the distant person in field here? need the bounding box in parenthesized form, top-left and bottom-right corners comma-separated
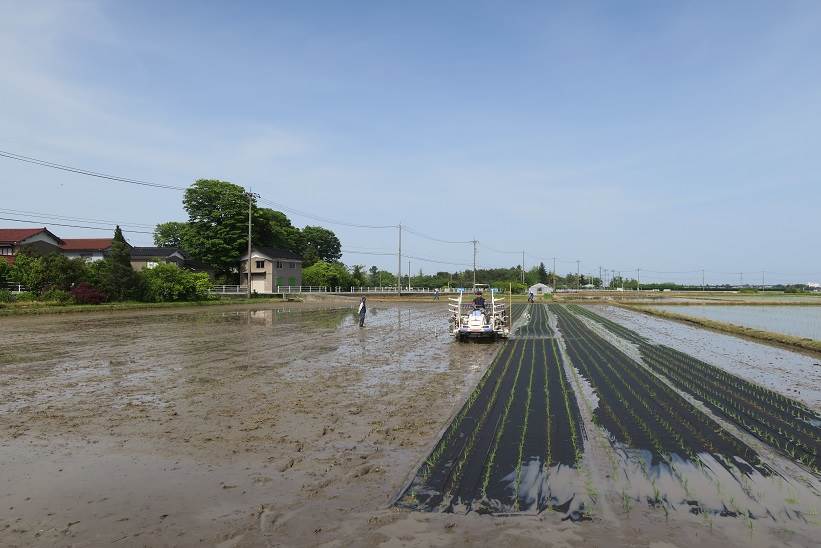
(358, 296, 367, 327)
(473, 291, 485, 309)
(528, 291, 534, 303)
(433, 288, 440, 301)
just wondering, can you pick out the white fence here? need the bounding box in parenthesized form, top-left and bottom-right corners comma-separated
(208, 285, 470, 296)
(4, 283, 27, 293)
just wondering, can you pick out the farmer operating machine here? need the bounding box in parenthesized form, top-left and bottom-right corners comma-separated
(449, 284, 510, 340)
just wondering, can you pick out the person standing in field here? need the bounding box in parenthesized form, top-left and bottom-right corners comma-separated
(433, 288, 440, 301)
(358, 296, 367, 327)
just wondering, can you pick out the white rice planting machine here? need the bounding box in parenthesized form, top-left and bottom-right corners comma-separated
(449, 284, 510, 341)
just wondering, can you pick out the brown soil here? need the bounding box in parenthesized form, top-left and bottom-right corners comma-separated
(1, 303, 816, 547)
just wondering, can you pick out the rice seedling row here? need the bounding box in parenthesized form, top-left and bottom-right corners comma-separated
(570, 305, 821, 472)
(398, 304, 584, 514)
(550, 304, 768, 476)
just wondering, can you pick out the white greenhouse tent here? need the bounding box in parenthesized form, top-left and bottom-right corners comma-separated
(528, 283, 553, 295)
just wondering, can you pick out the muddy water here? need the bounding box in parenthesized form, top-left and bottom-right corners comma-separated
(652, 304, 821, 341)
(0, 303, 498, 547)
(593, 305, 821, 411)
(3, 302, 821, 547)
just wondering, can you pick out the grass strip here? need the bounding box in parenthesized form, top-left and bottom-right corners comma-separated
(622, 304, 821, 356)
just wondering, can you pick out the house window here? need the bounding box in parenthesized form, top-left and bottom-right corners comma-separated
(289, 262, 295, 269)
(276, 261, 283, 268)
(0, 246, 12, 255)
(256, 260, 265, 269)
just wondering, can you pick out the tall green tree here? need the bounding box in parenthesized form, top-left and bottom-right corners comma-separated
(9, 252, 44, 292)
(153, 221, 191, 248)
(105, 225, 137, 301)
(302, 261, 352, 288)
(537, 262, 548, 284)
(351, 264, 366, 286)
(183, 179, 250, 276)
(301, 226, 341, 266)
(256, 208, 303, 251)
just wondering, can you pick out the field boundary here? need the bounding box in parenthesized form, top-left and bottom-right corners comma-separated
(619, 304, 821, 356)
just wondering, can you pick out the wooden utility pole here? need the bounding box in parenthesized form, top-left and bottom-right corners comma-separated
(397, 223, 402, 296)
(245, 191, 258, 298)
(521, 250, 525, 284)
(472, 239, 478, 287)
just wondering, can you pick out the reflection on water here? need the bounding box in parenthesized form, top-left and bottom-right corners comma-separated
(653, 305, 821, 340)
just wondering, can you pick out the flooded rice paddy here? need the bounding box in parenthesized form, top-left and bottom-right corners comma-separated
(399, 303, 821, 545)
(2, 300, 820, 547)
(652, 305, 821, 341)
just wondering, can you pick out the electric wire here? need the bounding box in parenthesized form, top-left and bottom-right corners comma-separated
(0, 216, 156, 234)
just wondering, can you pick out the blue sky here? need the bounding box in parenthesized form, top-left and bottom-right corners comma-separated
(1, 1, 820, 284)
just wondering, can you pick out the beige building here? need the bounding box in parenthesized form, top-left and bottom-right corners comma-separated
(239, 247, 303, 293)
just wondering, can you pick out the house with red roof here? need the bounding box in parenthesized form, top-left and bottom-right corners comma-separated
(61, 238, 129, 262)
(0, 227, 63, 264)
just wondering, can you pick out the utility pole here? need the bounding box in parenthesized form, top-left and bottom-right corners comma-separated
(598, 266, 602, 289)
(761, 270, 765, 291)
(472, 239, 478, 287)
(576, 260, 580, 290)
(637, 268, 641, 291)
(701, 269, 705, 291)
(552, 257, 557, 289)
(521, 250, 525, 284)
(397, 223, 402, 296)
(408, 260, 411, 290)
(245, 190, 258, 299)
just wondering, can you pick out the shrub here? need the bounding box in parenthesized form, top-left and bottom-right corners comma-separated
(71, 282, 107, 305)
(0, 289, 12, 303)
(13, 291, 36, 302)
(40, 288, 73, 304)
(139, 263, 212, 302)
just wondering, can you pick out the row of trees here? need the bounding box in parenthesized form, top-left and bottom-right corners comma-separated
(0, 227, 210, 303)
(153, 179, 342, 280)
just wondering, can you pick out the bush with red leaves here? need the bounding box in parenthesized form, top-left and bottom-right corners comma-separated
(70, 282, 107, 305)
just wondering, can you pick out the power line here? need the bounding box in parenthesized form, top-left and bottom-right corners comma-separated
(403, 225, 473, 244)
(405, 254, 474, 268)
(341, 249, 397, 256)
(0, 216, 155, 235)
(480, 242, 521, 255)
(0, 207, 158, 229)
(257, 197, 396, 230)
(0, 148, 397, 230)
(0, 149, 186, 190)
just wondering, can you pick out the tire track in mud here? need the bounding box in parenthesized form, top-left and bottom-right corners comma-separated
(398, 304, 585, 515)
(568, 305, 821, 473)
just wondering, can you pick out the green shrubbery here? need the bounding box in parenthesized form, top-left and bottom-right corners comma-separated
(140, 263, 211, 302)
(4, 226, 213, 307)
(40, 289, 73, 304)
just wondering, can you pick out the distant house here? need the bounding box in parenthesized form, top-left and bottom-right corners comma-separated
(60, 238, 124, 261)
(0, 227, 63, 264)
(528, 282, 553, 295)
(238, 247, 303, 293)
(130, 247, 188, 271)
